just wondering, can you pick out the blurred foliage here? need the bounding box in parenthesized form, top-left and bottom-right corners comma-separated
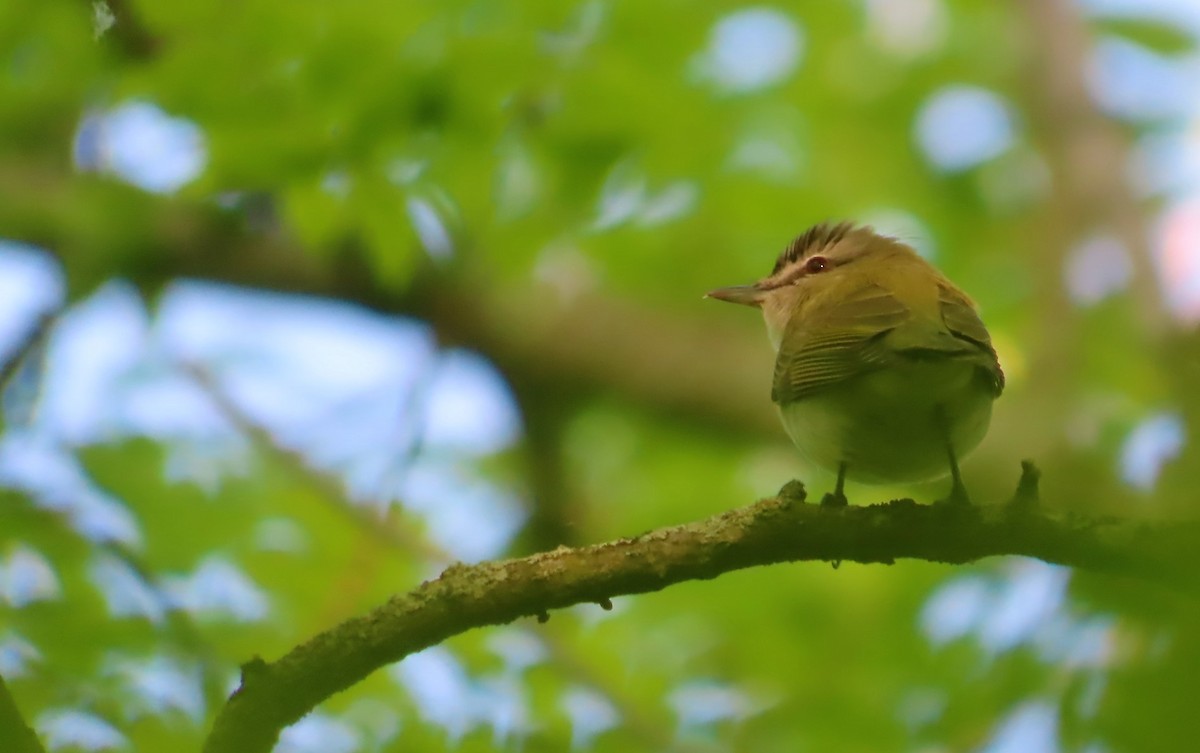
(2, 0, 1200, 751)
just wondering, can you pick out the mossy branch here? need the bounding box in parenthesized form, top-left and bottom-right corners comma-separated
(202, 473, 1199, 753)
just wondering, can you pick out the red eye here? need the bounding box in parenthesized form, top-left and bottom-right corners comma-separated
(805, 255, 828, 273)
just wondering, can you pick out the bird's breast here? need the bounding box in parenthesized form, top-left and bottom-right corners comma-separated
(778, 358, 994, 484)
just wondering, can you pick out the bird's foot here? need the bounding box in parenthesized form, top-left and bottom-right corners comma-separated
(936, 482, 971, 507)
(820, 491, 848, 508)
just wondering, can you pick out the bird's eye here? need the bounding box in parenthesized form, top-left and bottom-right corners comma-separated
(805, 255, 828, 273)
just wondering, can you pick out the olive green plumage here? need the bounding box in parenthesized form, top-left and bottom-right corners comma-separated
(707, 222, 1003, 504)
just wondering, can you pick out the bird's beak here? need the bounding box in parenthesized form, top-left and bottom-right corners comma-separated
(705, 284, 764, 307)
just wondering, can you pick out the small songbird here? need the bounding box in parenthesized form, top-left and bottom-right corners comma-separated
(707, 222, 1004, 506)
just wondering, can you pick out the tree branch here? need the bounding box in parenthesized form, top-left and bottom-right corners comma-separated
(1017, 0, 1166, 335)
(201, 479, 1199, 753)
(10, 183, 779, 440)
(187, 362, 684, 749)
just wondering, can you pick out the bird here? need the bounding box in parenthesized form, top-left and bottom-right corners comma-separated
(706, 222, 1004, 506)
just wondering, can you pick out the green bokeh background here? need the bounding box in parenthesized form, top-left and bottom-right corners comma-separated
(2, 1, 1199, 751)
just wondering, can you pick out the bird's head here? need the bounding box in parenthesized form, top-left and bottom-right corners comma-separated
(706, 222, 891, 347)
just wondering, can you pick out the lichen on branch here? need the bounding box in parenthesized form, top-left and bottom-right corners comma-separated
(202, 473, 1199, 753)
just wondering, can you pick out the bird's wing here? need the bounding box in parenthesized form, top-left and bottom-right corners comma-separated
(936, 282, 1006, 395)
(771, 281, 1006, 403)
(771, 284, 911, 404)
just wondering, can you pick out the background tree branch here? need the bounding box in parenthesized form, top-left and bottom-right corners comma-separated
(200, 477, 1200, 753)
(9, 192, 781, 440)
(8, 2, 1200, 751)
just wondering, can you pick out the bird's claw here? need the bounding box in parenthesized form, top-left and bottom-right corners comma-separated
(936, 481, 971, 507)
(820, 491, 848, 508)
